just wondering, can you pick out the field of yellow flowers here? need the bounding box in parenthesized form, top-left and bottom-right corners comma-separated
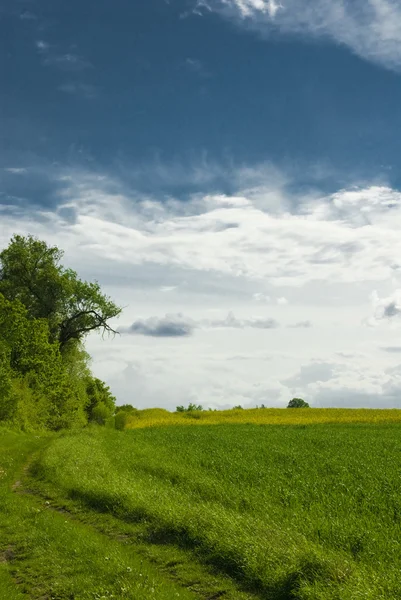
(125, 406, 401, 429)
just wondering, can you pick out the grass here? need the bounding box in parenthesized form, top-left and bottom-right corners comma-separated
(0, 428, 206, 599)
(30, 422, 401, 599)
(125, 406, 401, 428)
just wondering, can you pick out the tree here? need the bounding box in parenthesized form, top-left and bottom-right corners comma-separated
(0, 293, 87, 430)
(85, 377, 116, 423)
(0, 236, 122, 431)
(0, 235, 122, 349)
(287, 398, 310, 408)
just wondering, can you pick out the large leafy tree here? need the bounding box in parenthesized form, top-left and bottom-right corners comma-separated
(0, 293, 87, 430)
(0, 235, 122, 349)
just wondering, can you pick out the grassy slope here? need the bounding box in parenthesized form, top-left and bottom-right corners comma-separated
(0, 429, 206, 600)
(31, 424, 401, 599)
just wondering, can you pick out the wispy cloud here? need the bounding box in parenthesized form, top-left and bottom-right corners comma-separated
(184, 58, 211, 77)
(36, 40, 50, 52)
(43, 53, 92, 71)
(35, 40, 92, 71)
(180, 0, 213, 19)
(185, 58, 204, 71)
(207, 0, 401, 70)
(3, 168, 28, 175)
(202, 311, 279, 329)
(288, 320, 312, 328)
(20, 10, 37, 21)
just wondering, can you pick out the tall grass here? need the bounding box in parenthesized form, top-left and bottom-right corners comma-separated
(33, 423, 401, 599)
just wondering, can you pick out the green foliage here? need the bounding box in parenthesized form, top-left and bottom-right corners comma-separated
(114, 405, 138, 430)
(117, 404, 137, 413)
(115, 411, 129, 431)
(0, 293, 86, 430)
(90, 401, 112, 426)
(0, 235, 121, 432)
(85, 377, 116, 424)
(176, 403, 203, 413)
(287, 397, 310, 408)
(0, 234, 122, 348)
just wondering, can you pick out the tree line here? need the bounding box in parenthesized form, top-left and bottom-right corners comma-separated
(0, 234, 121, 431)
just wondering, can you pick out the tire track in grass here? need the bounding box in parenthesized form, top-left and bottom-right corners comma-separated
(1, 434, 193, 600)
(14, 446, 260, 600)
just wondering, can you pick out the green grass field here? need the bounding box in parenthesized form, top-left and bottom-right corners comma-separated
(2, 420, 401, 598)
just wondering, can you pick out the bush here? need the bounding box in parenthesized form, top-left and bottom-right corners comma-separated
(90, 402, 112, 426)
(176, 403, 203, 413)
(116, 404, 137, 414)
(114, 411, 129, 431)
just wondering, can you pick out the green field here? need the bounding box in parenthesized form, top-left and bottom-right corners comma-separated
(2, 422, 401, 599)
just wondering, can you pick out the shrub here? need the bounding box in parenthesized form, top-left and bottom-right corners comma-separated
(115, 411, 129, 431)
(90, 402, 113, 426)
(176, 403, 203, 413)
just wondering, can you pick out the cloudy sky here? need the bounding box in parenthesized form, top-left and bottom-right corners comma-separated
(2, 0, 401, 409)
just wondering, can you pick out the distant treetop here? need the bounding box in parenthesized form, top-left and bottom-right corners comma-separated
(287, 398, 310, 408)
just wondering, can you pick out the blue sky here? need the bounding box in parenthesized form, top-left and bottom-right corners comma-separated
(2, 0, 401, 408)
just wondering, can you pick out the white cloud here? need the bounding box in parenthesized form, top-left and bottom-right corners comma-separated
(3, 163, 401, 409)
(208, 0, 401, 70)
(281, 357, 401, 408)
(223, 0, 282, 18)
(38, 177, 401, 288)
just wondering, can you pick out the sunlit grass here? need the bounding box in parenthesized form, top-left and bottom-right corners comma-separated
(125, 407, 401, 429)
(34, 423, 401, 599)
(0, 430, 196, 600)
